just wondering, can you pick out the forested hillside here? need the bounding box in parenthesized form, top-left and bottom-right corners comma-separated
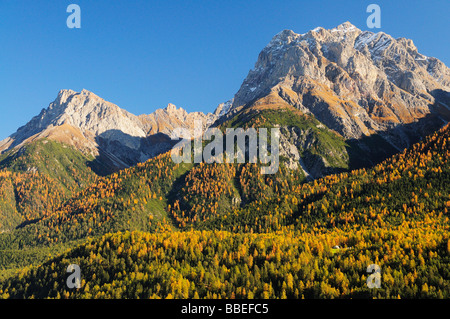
(0, 139, 98, 193)
(0, 123, 448, 298)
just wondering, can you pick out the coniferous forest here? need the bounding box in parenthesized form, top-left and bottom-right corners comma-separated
(0, 122, 449, 299)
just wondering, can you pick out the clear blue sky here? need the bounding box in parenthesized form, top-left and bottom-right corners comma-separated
(0, 0, 449, 139)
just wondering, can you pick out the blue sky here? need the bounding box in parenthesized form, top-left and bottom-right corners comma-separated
(0, 0, 449, 139)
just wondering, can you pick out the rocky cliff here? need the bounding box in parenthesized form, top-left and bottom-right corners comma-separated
(228, 22, 450, 150)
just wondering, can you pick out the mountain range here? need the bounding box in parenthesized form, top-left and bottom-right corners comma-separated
(0, 89, 221, 174)
(0, 22, 450, 299)
(1, 22, 449, 179)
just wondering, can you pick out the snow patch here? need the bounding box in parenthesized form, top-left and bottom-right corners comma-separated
(312, 27, 323, 33)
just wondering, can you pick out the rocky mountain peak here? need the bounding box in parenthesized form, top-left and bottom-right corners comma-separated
(165, 103, 178, 112)
(56, 88, 76, 99)
(332, 21, 358, 32)
(163, 103, 188, 119)
(268, 29, 301, 47)
(0, 90, 222, 172)
(213, 99, 233, 118)
(230, 22, 450, 143)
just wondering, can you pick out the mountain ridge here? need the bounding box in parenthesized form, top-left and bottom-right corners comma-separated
(1, 22, 449, 177)
(0, 89, 225, 173)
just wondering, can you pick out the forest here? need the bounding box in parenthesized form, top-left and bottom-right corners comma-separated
(0, 123, 449, 298)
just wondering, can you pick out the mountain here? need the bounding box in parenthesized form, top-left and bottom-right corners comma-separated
(0, 89, 219, 174)
(1, 22, 450, 299)
(1, 22, 449, 179)
(218, 97, 350, 177)
(231, 22, 450, 134)
(1, 21, 449, 235)
(220, 22, 450, 174)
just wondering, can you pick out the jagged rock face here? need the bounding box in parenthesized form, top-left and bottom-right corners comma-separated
(278, 125, 349, 179)
(0, 89, 218, 171)
(213, 99, 234, 118)
(230, 22, 450, 145)
(139, 103, 218, 138)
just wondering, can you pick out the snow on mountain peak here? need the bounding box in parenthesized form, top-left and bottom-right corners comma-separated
(311, 26, 324, 33)
(213, 99, 233, 118)
(331, 21, 358, 33)
(231, 22, 450, 141)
